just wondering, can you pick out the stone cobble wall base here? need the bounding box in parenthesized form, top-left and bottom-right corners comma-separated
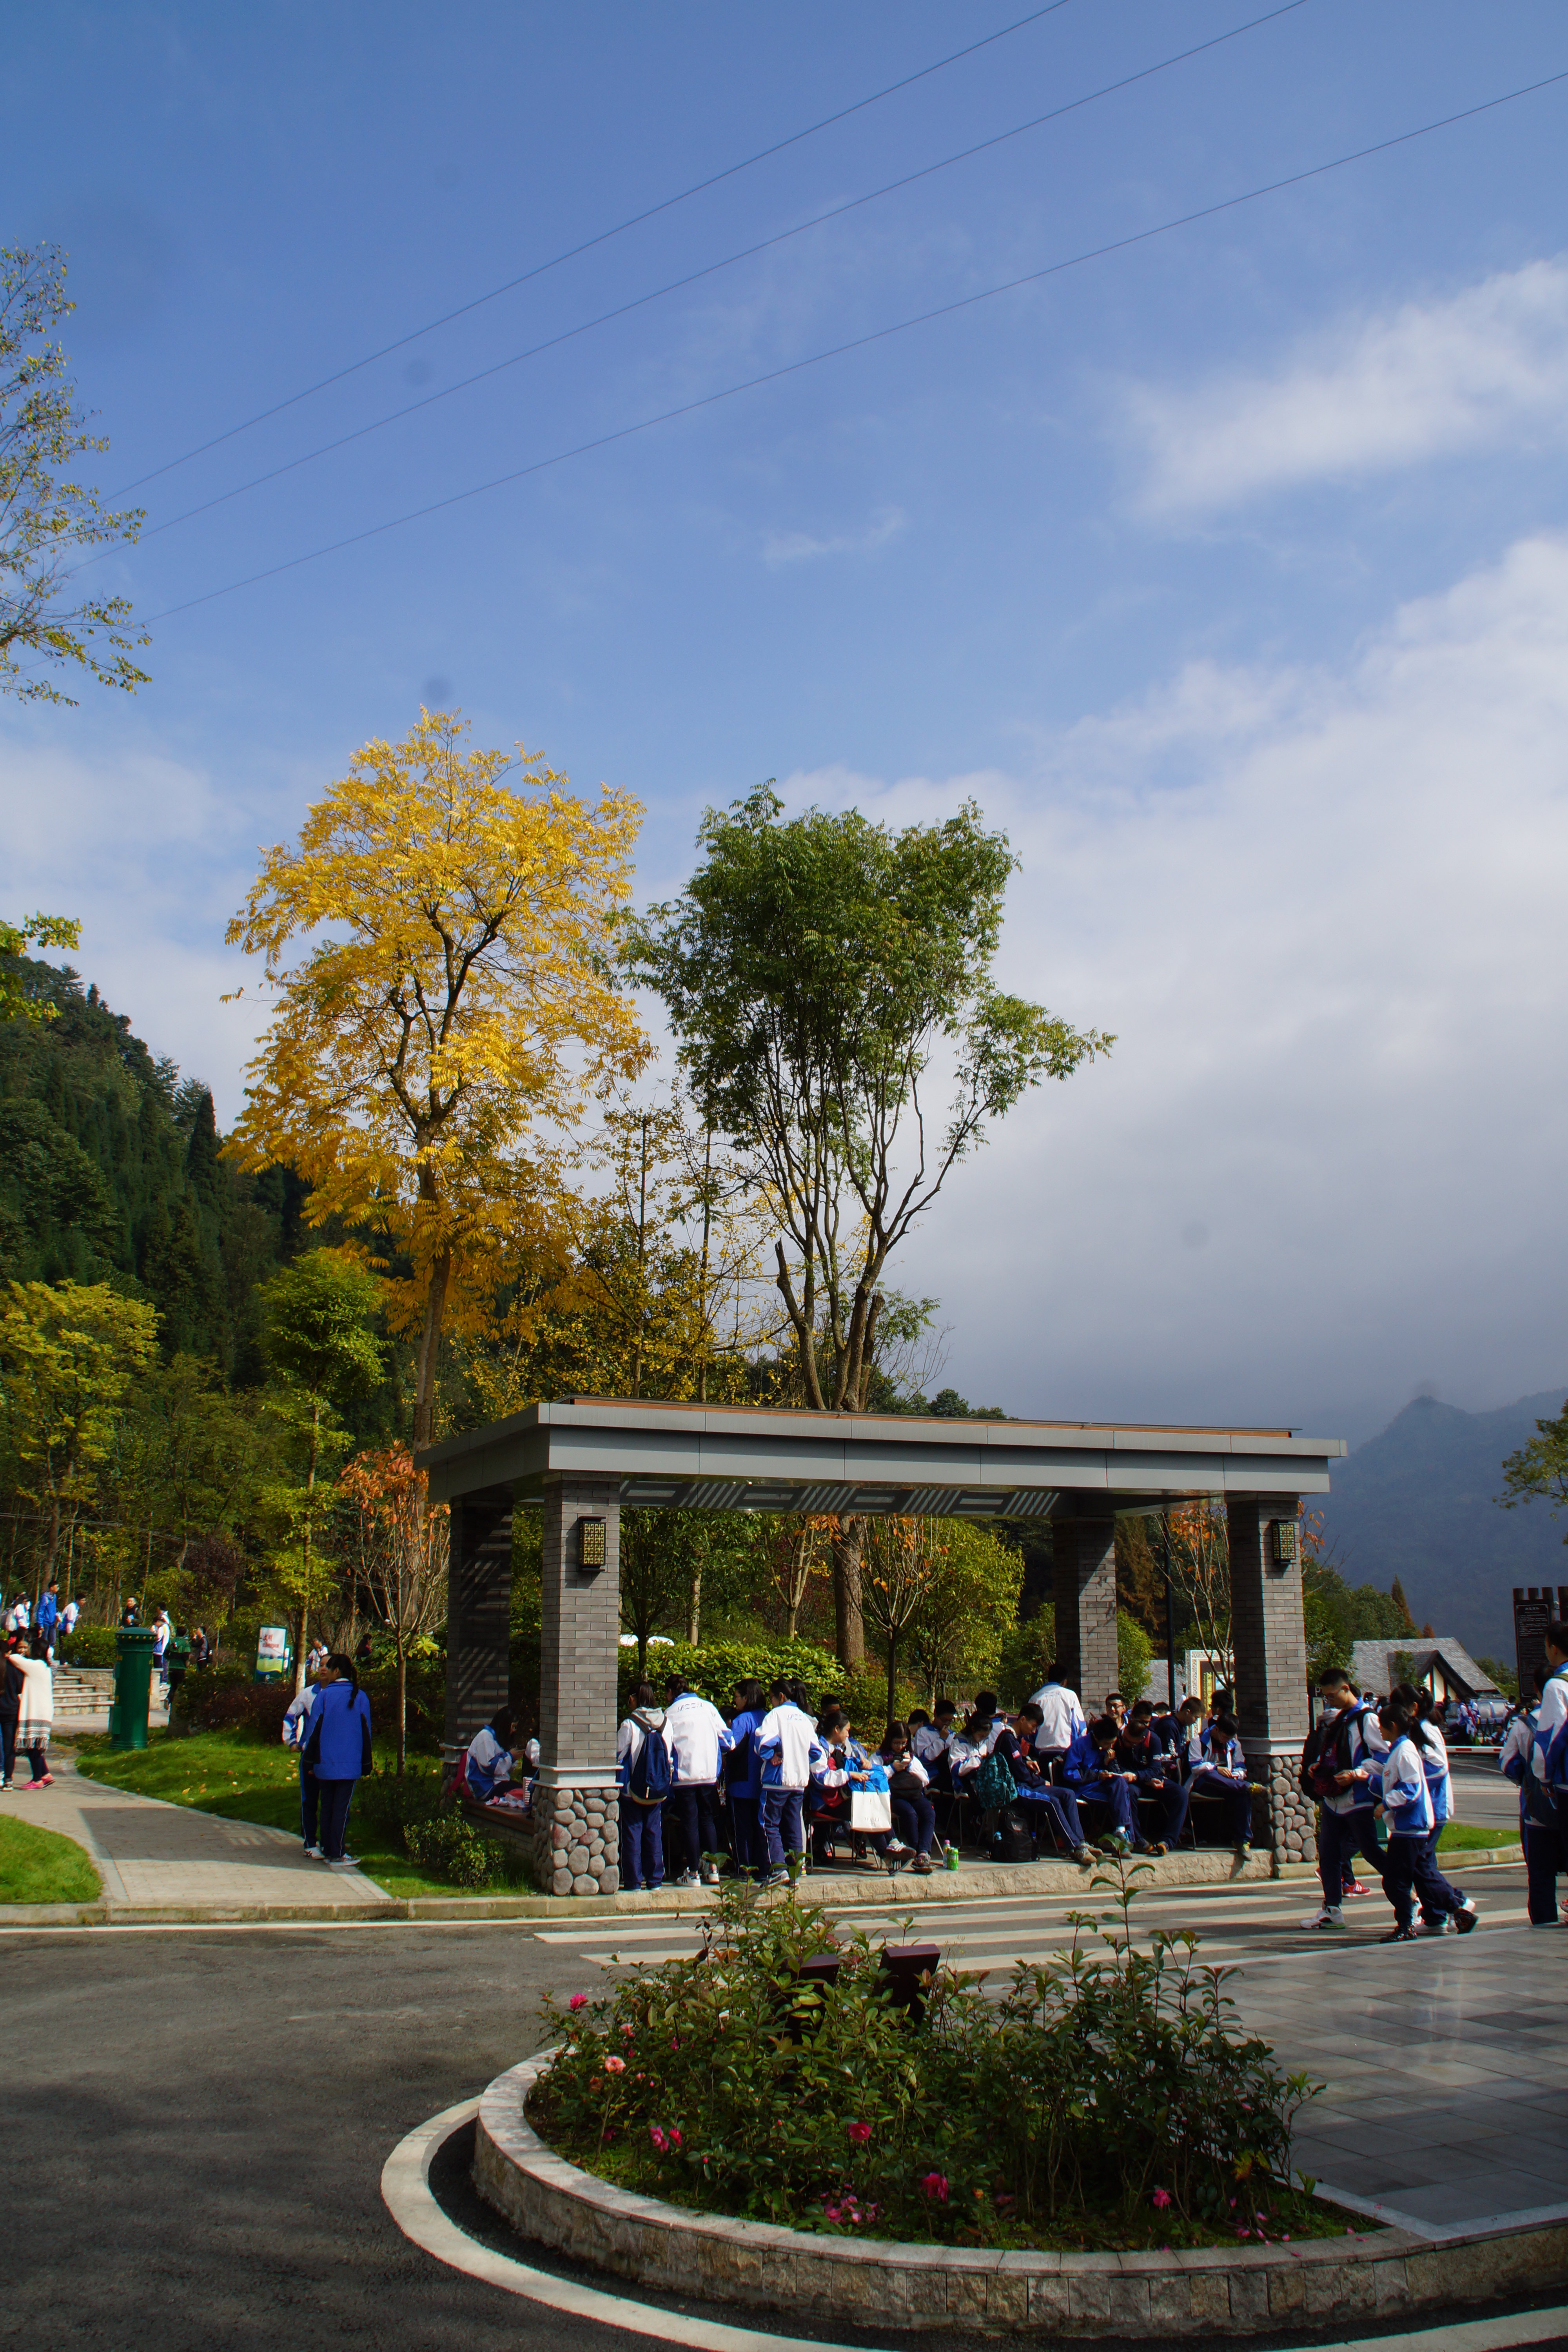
(531, 1782, 620, 1897)
(1266, 1751, 1318, 1866)
(474, 2055, 1568, 2337)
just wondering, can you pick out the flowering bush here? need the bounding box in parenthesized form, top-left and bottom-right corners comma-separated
(529, 1856, 1328, 2251)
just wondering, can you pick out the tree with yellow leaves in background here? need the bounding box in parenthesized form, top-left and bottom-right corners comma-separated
(224, 710, 646, 1447)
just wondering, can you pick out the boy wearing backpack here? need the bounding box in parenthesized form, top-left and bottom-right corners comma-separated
(617, 1682, 675, 1892)
(1300, 1666, 1389, 1930)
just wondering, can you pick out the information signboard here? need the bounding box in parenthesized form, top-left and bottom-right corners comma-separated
(255, 1624, 291, 1681)
(1514, 1587, 1568, 1704)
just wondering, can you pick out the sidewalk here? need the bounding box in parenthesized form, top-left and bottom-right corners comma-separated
(10, 1753, 393, 1911)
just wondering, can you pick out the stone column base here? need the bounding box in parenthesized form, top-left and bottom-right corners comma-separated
(1245, 1740, 1316, 1866)
(533, 1779, 621, 1896)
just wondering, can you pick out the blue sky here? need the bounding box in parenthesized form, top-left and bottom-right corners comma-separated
(5, 0, 1568, 1443)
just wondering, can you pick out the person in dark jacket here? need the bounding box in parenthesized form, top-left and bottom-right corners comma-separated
(298, 1654, 373, 1867)
(0, 1632, 24, 1789)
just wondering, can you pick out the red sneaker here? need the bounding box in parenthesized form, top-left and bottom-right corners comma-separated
(1343, 1879, 1372, 1898)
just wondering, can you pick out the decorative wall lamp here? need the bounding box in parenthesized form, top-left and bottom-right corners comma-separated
(1269, 1519, 1298, 1569)
(577, 1517, 607, 1575)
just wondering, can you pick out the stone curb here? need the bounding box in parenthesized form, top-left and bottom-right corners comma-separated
(0, 1845, 1525, 1930)
(473, 2054, 1568, 2337)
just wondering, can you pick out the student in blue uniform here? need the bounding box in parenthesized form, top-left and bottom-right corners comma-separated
(1373, 1696, 1477, 1944)
(1301, 1667, 1390, 1931)
(298, 1654, 373, 1868)
(1063, 1715, 1157, 1852)
(1187, 1713, 1257, 1854)
(1503, 1668, 1562, 1927)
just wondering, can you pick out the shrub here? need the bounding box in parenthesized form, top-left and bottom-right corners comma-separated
(356, 1764, 532, 1890)
(171, 1659, 444, 1749)
(530, 1856, 1319, 2251)
(617, 1636, 835, 1714)
(58, 1626, 120, 1669)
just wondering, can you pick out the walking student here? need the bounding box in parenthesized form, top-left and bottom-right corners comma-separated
(1374, 1696, 1477, 1942)
(755, 1679, 826, 1887)
(282, 1655, 323, 1854)
(1301, 1667, 1389, 1931)
(617, 1682, 672, 1892)
(0, 1632, 23, 1789)
(298, 1654, 372, 1867)
(663, 1677, 733, 1888)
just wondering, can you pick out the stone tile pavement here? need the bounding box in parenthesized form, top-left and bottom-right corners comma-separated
(8, 1751, 392, 1908)
(1231, 1889, 1568, 2238)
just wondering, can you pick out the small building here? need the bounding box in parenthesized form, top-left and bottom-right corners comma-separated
(1348, 1637, 1501, 1705)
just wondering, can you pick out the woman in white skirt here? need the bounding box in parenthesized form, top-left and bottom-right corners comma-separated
(12, 1634, 55, 1788)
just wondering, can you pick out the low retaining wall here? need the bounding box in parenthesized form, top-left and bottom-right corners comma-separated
(473, 2053, 1568, 2337)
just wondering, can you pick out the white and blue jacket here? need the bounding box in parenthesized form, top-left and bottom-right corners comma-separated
(812, 1737, 889, 1794)
(1415, 1719, 1450, 1825)
(466, 1725, 514, 1802)
(1502, 1705, 1555, 1828)
(1318, 1702, 1388, 1816)
(1197, 1730, 1248, 1783)
(754, 1702, 827, 1791)
(1375, 1733, 1435, 1838)
(1533, 1666, 1568, 1790)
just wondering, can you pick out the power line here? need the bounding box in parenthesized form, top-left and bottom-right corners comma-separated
(125, 2, 1310, 549)
(144, 63, 1568, 626)
(109, 2, 1075, 498)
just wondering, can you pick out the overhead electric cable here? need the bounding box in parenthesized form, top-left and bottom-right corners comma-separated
(143, 62, 1568, 626)
(126, 1, 1310, 547)
(110, 1, 1075, 496)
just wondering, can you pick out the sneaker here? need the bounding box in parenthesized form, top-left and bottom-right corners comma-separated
(1148, 1842, 1169, 1857)
(911, 1853, 932, 1874)
(1419, 1917, 1453, 1936)
(700, 1862, 721, 1886)
(675, 1870, 700, 1889)
(1342, 1879, 1372, 1898)
(1074, 1845, 1095, 1864)
(1381, 1924, 1419, 1943)
(328, 1857, 357, 1870)
(762, 1868, 789, 1889)
(1302, 1906, 1347, 1930)
(1454, 1898, 1479, 1935)
(303, 1844, 323, 1859)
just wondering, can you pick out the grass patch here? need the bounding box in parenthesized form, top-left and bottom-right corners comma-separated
(0, 1812, 102, 1904)
(1438, 1822, 1519, 1851)
(71, 1728, 523, 1899)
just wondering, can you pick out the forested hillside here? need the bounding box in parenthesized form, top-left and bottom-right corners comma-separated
(0, 955, 307, 1380)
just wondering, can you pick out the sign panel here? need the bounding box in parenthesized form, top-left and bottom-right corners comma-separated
(255, 1624, 290, 1679)
(1513, 1588, 1568, 1705)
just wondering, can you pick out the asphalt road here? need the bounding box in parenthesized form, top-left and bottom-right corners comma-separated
(9, 1911, 1568, 2352)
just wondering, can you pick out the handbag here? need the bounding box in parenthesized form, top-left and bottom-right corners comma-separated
(849, 1789, 892, 1833)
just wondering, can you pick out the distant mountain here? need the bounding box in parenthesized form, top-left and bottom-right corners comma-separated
(1316, 1390, 1568, 1658)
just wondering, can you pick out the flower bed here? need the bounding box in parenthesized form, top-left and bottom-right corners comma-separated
(527, 1858, 1343, 2255)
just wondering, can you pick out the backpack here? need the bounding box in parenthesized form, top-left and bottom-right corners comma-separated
(973, 1746, 1018, 1810)
(1299, 1706, 1367, 1801)
(628, 1722, 673, 1806)
(995, 1806, 1034, 1862)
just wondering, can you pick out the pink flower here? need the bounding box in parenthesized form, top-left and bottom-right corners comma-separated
(1151, 2188, 1172, 2210)
(604, 2054, 626, 2074)
(920, 2172, 949, 2203)
(847, 2121, 872, 2145)
(568, 1993, 588, 2011)
(667, 2127, 682, 2148)
(649, 2125, 668, 2152)
(823, 2204, 842, 2223)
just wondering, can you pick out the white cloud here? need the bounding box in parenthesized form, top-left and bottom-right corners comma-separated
(0, 733, 267, 1114)
(1127, 257, 1568, 512)
(763, 506, 906, 566)
(779, 533, 1568, 1439)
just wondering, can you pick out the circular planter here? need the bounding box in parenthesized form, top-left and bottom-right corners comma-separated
(473, 2054, 1568, 2336)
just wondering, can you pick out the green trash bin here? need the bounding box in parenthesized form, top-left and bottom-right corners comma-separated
(109, 1627, 157, 1751)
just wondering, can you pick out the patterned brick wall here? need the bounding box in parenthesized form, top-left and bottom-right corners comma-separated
(1053, 1517, 1120, 1711)
(533, 1473, 622, 1894)
(1228, 1492, 1314, 1863)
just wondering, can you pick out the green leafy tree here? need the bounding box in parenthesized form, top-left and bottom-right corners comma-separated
(259, 1251, 383, 1686)
(619, 1507, 700, 1675)
(0, 915, 80, 1023)
(0, 1279, 158, 1584)
(1, 244, 147, 704)
(630, 786, 1110, 1662)
(1499, 1401, 1568, 1538)
(904, 1519, 1023, 1702)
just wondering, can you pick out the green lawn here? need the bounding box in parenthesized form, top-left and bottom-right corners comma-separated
(0, 1812, 102, 1904)
(71, 1729, 495, 1899)
(1438, 1820, 1519, 1851)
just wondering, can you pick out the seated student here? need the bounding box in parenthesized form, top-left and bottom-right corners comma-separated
(1187, 1712, 1258, 1853)
(466, 1708, 517, 1804)
(1118, 1698, 1191, 1850)
(806, 1705, 854, 1864)
(1002, 1702, 1096, 1863)
(1062, 1714, 1161, 1853)
(1104, 1691, 1129, 1733)
(811, 1711, 900, 1870)
(879, 1724, 937, 1872)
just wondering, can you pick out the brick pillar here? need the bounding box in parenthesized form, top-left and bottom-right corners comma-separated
(532, 1472, 622, 1896)
(1228, 1492, 1314, 1867)
(1053, 1515, 1120, 1714)
(442, 1491, 514, 1755)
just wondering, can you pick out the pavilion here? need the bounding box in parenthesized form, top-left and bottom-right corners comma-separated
(416, 1396, 1344, 1894)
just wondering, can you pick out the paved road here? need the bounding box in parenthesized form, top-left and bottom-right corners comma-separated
(7, 1860, 1562, 2352)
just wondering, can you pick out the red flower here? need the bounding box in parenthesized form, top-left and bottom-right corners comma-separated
(568, 1994, 588, 2012)
(919, 2172, 949, 2203)
(604, 2054, 626, 2074)
(846, 2121, 872, 2145)
(1151, 2188, 1172, 2210)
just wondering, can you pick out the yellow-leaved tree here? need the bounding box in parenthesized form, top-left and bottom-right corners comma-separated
(225, 710, 646, 1445)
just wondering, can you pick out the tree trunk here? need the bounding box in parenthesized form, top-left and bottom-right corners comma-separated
(397, 1636, 408, 1774)
(413, 1248, 452, 1450)
(686, 1558, 702, 1646)
(886, 1627, 898, 1733)
(831, 1517, 865, 1668)
(295, 1392, 320, 1696)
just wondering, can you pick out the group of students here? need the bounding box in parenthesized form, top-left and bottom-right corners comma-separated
(3, 1584, 80, 1649)
(608, 1666, 1263, 1893)
(1301, 1664, 1479, 1940)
